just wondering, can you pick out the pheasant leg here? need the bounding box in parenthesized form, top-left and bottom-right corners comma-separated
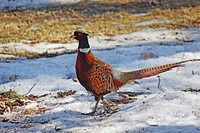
(81, 98, 100, 115)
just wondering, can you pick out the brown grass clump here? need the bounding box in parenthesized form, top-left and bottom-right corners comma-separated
(0, 6, 199, 45)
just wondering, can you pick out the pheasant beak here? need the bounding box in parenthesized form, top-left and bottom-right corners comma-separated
(70, 34, 76, 39)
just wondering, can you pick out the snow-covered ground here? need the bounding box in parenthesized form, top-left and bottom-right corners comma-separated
(0, 0, 90, 11)
(0, 28, 200, 132)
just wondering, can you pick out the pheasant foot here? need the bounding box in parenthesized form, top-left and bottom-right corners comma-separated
(102, 100, 119, 114)
(81, 99, 100, 115)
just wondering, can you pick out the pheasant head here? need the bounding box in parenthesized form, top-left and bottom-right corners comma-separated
(71, 31, 90, 53)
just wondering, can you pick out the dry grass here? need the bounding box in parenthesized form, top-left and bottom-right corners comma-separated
(0, 6, 199, 44)
(0, 0, 199, 58)
(148, 7, 200, 29)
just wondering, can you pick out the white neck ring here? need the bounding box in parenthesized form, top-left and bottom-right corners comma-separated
(79, 48, 90, 53)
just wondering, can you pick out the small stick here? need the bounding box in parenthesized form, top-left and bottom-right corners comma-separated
(176, 32, 187, 74)
(157, 75, 164, 92)
(23, 84, 36, 96)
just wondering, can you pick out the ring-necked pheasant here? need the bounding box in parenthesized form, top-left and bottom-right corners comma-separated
(71, 31, 200, 115)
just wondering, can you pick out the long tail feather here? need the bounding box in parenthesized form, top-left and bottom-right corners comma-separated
(124, 59, 200, 81)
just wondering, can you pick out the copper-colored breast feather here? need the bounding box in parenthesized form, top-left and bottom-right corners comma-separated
(76, 51, 117, 96)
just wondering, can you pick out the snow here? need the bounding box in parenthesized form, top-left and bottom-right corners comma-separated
(0, 28, 200, 132)
(1, 28, 199, 60)
(0, 0, 160, 12)
(135, 19, 171, 26)
(0, 0, 84, 11)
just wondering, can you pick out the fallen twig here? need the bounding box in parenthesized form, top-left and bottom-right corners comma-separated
(23, 84, 36, 96)
(157, 75, 164, 92)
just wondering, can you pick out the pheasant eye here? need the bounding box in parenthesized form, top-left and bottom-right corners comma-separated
(77, 32, 82, 36)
